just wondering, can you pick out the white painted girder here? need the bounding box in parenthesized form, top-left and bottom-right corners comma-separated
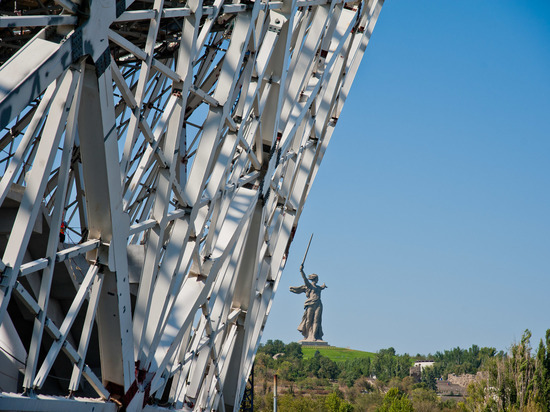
(0, 0, 384, 410)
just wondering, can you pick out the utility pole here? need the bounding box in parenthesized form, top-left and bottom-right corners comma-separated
(273, 374, 278, 412)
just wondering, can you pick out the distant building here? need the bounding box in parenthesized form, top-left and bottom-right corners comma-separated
(410, 360, 435, 381)
(414, 360, 435, 371)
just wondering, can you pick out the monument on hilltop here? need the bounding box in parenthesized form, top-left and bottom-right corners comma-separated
(290, 265, 329, 346)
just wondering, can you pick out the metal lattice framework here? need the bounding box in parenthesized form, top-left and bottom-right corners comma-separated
(0, 0, 382, 410)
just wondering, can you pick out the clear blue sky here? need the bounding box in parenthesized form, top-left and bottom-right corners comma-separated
(262, 0, 550, 356)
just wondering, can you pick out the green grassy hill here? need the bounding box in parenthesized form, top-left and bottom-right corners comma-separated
(301, 345, 375, 362)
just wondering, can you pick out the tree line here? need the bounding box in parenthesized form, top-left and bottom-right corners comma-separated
(256, 339, 499, 388)
(251, 330, 550, 411)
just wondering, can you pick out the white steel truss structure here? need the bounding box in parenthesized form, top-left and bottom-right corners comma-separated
(0, 0, 383, 410)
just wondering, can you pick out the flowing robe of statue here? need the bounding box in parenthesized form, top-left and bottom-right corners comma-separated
(290, 268, 327, 341)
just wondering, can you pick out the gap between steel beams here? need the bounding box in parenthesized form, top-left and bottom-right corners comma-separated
(12, 282, 110, 399)
(32, 265, 99, 389)
(107, 30, 182, 83)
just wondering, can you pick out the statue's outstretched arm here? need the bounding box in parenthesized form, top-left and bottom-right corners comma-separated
(299, 264, 311, 287)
